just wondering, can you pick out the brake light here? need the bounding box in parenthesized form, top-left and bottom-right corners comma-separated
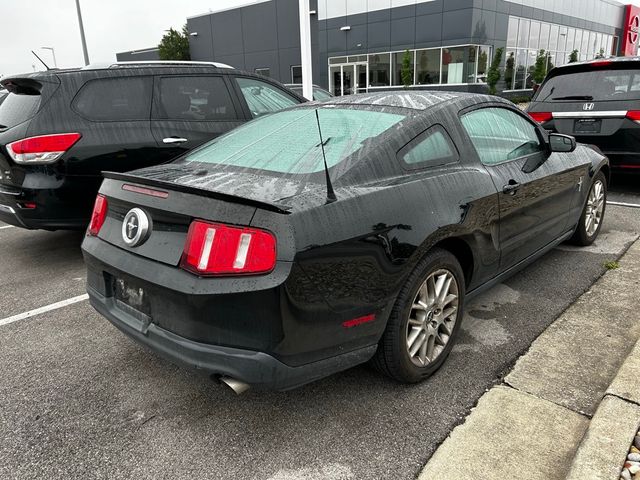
(590, 60, 612, 67)
(88, 195, 108, 236)
(181, 220, 276, 276)
(6, 133, 81, 164)
(529, 112, 553, 124)
(626, 111, 640, 123)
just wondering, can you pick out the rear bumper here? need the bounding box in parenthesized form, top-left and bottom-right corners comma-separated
(0, 174, 99, 230)
(88, 285, 377, 391)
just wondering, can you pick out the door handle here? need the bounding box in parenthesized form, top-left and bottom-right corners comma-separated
(502, 181, 521, 195)
(163, 137, 188, 144)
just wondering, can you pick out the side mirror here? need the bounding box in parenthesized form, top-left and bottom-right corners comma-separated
(548, 133, 576, 153)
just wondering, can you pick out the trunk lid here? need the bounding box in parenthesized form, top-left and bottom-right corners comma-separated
(96, 170, 295, 268)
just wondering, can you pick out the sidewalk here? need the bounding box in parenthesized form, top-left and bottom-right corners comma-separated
(419, 239, 640, 480)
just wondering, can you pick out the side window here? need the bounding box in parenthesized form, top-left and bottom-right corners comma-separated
(461, 107, 543, 166)
(73, 77, 152, 121)
(155, 76, 237, 121)
(235, 77, 298, 118)
(399, 125, 458, 168)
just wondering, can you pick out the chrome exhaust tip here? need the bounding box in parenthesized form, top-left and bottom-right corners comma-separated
(219, 376, 250, 395)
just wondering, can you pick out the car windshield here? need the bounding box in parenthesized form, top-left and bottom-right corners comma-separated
(536, 68, 640, 102)
(180, 107, 405, 175)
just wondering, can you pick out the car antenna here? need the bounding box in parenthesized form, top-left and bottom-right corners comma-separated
(31, 50, 50, 71)
(314, 109, 337, 204)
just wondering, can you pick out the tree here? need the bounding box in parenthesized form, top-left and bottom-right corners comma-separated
(158, 25, 191, 61)
(504, 52, 515, 89)
(569, 49, 579, 63)
(486, 47, 503, 95)
(533, 49, 549, 85)
(401, 50, 413, 88)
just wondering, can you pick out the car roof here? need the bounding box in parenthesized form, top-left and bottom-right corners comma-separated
(0, 61, 236, 82)
(315, 91, 484, 111)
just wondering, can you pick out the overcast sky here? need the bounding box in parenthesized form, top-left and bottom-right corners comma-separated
(1, 0, 639, 77)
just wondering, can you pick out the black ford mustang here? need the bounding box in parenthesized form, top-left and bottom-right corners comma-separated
(81, 92, 609, 392)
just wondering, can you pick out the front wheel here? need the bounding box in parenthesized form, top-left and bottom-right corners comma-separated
(570, 171, 607, 246)
(371, 248, 465, 383)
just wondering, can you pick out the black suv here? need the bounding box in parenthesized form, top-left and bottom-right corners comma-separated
(0, 62, 305, 230)
(527, 57, 640, 174)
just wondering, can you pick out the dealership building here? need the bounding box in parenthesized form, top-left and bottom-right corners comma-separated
(118, 0, 640, 94)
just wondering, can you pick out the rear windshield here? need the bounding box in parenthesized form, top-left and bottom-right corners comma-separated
(536, 68, 640, 102)
(0, 93, 41, 130)
(180, 107, 406, 174)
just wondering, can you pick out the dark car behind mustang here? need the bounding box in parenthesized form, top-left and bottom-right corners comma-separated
(81, 92, 609, 393)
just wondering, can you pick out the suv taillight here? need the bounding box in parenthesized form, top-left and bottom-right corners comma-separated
(529, 112, 553, 124)
(181, 220, 277, 276)
(6, 133, 81, 164)
(87, 195, 108, 236)
(626, 111, 640, 123)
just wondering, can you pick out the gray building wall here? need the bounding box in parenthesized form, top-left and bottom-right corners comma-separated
(187, 0, 320, 85)
(115, 48, 160, 62)
(317, 0, 624, 88)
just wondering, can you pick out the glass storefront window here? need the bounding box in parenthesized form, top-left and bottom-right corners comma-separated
(329, 57, 347, 65)
(518, 19, 530, 49)
(558, 27, 568, 53)
(442, 46, 477, 84)
(539, 23, 550, 50)
(529, 21, 541, 51)
(504, 50, 516, 90)
(549, 24, 559, 51)
(477, 46, 491, 83)
(392, 51, 414, 86)
(525, 49, 537, 88)
(368, 53, 391, 87)
(566, 28, 575, 52)
(508, 17, 519, 47)
(514, 49, 528, 90)
(416, 49, 441, 85)
(574, 30, 583, 53)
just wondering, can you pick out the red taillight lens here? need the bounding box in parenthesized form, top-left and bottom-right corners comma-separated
(626, 110, 640, 123)
(88, 195, 108, 236)
(529, 112, 553, 124)
(6, 133, 81, 164)
(181, 220, 276, 276)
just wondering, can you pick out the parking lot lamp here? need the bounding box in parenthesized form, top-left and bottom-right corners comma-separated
(298, 0, 313, 100)
(41, 47, 57, 68)
(75, 0, 90, 65)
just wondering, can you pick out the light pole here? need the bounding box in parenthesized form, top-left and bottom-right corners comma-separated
(75, 0, 90, 65)
(298, 0, 313, 101)
(41, 46, 57, 68)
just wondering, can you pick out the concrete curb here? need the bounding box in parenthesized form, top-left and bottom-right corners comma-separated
(418, 239, 640, 480)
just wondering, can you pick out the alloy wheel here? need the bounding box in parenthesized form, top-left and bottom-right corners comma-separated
(406, 269, 459, 367)
(585, 179, 605, 237)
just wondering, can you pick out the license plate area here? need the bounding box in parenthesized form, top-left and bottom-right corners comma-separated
(112, 276, 152, 318)
(574, 118, 601, 134)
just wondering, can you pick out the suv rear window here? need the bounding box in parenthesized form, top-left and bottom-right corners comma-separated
(0, 93, 41, 130)
(73, 77, 152, 121)
(536, 68, 640, 102)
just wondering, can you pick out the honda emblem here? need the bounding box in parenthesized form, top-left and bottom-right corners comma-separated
(583, 103, 595, 111)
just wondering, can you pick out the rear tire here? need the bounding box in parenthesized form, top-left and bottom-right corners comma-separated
(372, 248, 465, 383)
(570, 171, 607, 246)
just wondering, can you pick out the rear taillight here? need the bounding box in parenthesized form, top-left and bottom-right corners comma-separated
(529, 112, 553, 124)
(6, 133, 81, 164)
(181, 220, 276, 276)
(626, 111, 640, 123)
(88, 195, 108, 236)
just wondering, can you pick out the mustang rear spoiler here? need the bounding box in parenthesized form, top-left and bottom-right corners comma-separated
(102, 171, 292, 215)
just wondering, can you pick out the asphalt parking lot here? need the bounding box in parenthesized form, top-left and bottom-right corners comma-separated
(1, 178, 639, 480)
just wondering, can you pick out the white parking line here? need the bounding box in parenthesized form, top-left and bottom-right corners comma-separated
(0, 294, 89, 327)
(608, 201, 640, 209)
(0, 225, 14, 230)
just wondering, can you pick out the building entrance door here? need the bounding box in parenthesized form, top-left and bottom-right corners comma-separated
(329, 62, 368, 96)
